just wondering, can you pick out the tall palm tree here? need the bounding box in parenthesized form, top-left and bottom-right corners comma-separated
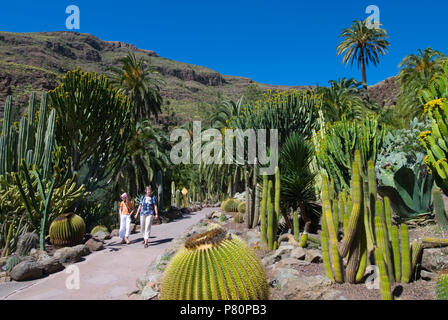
(109, 52, 164, 120)
(337, 20, 390, 90)
(396, 48, 446, 119)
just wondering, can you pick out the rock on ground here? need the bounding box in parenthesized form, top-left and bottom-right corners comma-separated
(85, 238, 104, 252)
(53, 245, 90, 265)
(9, 261, 43, 281)
(421, 248, 448, 271)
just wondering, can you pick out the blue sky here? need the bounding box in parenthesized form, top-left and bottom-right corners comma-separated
(1, 0, 447, 86)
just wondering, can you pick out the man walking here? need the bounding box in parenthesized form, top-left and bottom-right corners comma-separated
(135, 186, 159, 248)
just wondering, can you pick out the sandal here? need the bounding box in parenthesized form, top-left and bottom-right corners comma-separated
(144, 243, 148, 248)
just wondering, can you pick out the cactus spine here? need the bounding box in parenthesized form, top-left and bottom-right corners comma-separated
(160, 227, 269, 300)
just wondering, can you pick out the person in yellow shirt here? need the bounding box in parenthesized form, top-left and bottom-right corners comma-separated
(119, 193, 134, 244)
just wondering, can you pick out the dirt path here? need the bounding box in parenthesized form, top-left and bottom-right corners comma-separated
(1, 207, 216, 300)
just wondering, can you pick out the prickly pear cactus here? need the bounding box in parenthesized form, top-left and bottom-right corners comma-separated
(160, 226, 269, 300)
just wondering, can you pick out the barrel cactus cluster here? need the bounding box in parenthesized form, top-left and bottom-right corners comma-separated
(321, 150, 424, 300)
(49, 213, 86, 247)
(221, 198, 241, 213)
(160, 226, 269, 300)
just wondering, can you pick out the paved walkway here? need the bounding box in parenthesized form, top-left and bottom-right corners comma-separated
(1, 207, 216, 300)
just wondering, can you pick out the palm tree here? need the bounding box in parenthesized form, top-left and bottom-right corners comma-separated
(318, 77, 369, 121)
(337, 20, 390, 90)
(113, 120, 170, 197)
(396, 48, 446, 119)
(109, 52, 164, 120)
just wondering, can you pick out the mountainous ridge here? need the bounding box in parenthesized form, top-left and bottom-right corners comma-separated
(0, 31, 397, 120)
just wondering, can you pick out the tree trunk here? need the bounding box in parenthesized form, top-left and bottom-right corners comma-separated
(361, 49, 367, 90)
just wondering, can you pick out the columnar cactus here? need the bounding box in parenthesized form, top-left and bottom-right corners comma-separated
(260, 173, 268, 247)
(160, 226, 269, 300)
(320, 150, 424, 299)
(171, 181, 176, 206)
(432, 187, 448, 230)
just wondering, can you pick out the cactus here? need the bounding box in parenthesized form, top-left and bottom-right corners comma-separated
(274, 166, 280, 225)
(432, 187, 448, 231)
(298, 233, 308, 248)
(391, 225, 401, 282)
(267, 180, 274, 251)
(419, 69, 448, 196)
(16, 232, 39, 257)
(237, 202, 246, 214)
(221, 198, 241, 213)
(315, 116, 385, 193)
(160, 226, 269, 300)
(171, 181, 176, 206)
(319, 149, 421, 298)
(157, 170, 163, 212)
(2, 223, 13, 258)
(259, 173, 268, 247)
(401, 224, 411, 283)
(437, 274, 448, 300)
(5, 255, 22, 273)
(293, 211, 300, 241)
(374, 247, 392, 300)
(49, 213, 86, 247)
(245, 169, 252, 228)
(218, 215, 228, 223)
(175, 189, 181, 208)
(234, 212, 244, 223)
(422, 237, 448, 247)
(91, 225, 108, 235)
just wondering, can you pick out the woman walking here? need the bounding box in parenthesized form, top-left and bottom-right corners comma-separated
(135, 186, 159, 248)
(119, 193, 134, 244)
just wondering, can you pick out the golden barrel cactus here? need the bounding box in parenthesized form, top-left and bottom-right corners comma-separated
(49, 213, 86, 247)
(160, 226, 269, 300)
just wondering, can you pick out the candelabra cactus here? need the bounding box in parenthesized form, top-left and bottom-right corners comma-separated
(160, 226, 269, 300)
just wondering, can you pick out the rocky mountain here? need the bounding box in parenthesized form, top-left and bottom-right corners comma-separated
(0, 31, 398, 121)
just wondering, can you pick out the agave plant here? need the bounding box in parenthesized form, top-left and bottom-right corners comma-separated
(377, 165, 433, 221)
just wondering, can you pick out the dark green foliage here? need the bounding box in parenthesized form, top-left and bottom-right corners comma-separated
(279, 133, 320, 225)
(48, 68, 133, 192)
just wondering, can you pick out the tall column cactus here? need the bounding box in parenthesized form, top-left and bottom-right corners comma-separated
(171, 181, 176, 206)
(260, 173, 268, 247)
